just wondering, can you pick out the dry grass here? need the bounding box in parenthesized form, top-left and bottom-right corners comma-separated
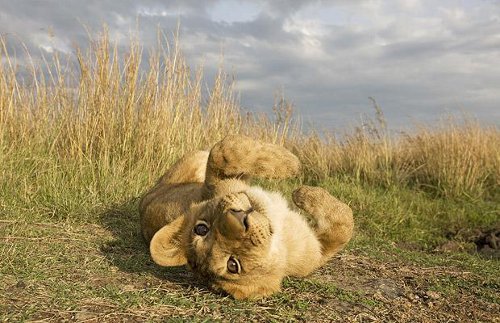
(0, 30, 298, 218)
(0, 28, 498, 219)
(0, 30, 294, 175)
(294, 105, 499, 199)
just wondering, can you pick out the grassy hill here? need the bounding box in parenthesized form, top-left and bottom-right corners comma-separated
(1, 32, 498, 321)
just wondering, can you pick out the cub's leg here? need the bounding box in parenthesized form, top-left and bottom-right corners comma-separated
(203, 135, 301, 197)
(140, 150, 209, 211)
(157, 151, 210, 186)
(139, 151, 209, 242)
(292, 186, 354, 263)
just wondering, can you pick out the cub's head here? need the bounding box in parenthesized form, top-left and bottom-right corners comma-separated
(149, 188, 285, 299)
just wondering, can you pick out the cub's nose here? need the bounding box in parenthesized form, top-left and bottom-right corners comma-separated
(229, 208, 252, 231)
(220, 207, 252, 238)
(218, 192, 253, 237)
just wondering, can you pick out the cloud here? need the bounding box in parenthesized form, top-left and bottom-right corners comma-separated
(0, 0, 498, 131)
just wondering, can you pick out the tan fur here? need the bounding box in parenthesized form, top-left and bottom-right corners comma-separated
(140, 135, 354, 299)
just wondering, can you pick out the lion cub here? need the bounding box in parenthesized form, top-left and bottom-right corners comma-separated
(140, 135, 353, 299)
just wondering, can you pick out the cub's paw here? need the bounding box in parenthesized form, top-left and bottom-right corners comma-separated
(292, 185, 352, 225)
(292, 185, 332, 216)
(293, 185, 354, 259)
(207, 135, 301, 180)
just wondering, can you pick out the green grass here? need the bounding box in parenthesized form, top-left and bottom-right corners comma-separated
(2, 177, 499, 321)
(258, 177, 499, 249)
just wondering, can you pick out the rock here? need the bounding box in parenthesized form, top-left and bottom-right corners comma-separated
(368, 278, 404, 300)
(436, 241, 475, 253)
(426, 291, 441, 300)
(121, 284, 135, 292)
(73, 312, 95, 321)
(16, 280, 26, 288)
(475, 228, 499, 250)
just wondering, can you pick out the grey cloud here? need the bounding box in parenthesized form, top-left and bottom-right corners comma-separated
(0, 0, 498, 131)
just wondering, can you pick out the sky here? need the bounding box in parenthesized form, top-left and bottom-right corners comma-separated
(1, 0, 499, 132)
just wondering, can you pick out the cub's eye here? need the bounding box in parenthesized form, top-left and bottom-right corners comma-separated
(194, 223, 209, 236)
(227, 257, 241, 274)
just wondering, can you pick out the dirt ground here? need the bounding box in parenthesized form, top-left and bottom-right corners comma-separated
(309, 253, 499, 322)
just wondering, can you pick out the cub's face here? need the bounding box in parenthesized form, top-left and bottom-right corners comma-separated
(150, 190, 285, 299)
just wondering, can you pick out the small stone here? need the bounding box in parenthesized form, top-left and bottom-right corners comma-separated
(356, 312, 378, 322)
(368, 278, 404, 299)
(426, 291, 441, 300)
(121, 284, 135, 292)
(16, 281, 26, 288)
(373, 291, 386, 301)
(74, 312, 95, 321)
(437, 241, 463, 252)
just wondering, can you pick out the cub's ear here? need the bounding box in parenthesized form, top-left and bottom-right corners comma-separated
(150, 216, 187, 267)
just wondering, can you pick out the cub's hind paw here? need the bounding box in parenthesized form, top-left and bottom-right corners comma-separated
(207, 135, 301, 180)
(292, 185, 332, 216)
(293, 185, 354, 260)
(292, 185, 352, 225)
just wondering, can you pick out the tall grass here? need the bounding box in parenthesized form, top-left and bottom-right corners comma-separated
(0, 30, 299, 220)
(295, 110, 499, 199)
(0, 30, 498, 224)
